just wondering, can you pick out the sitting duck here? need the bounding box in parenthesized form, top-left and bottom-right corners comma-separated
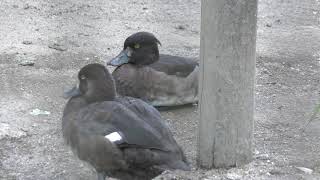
(62, 63, 190, 180)
(107, 32, 198, 107)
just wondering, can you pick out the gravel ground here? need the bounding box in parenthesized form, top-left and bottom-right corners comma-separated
(0, 0, 319, 179)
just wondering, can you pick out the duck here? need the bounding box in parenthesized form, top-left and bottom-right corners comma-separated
(107, 32, 199, 107)
(62, 63, 190, 180)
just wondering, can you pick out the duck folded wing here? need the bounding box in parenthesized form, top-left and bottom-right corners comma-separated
(113, 64, 199, 106)
(114, 97, 190, 169)
(74, 101, 171, 151)
(149, 54, 198, 77)
(114, 97, 178, 145)
(74, 134, 128, 171)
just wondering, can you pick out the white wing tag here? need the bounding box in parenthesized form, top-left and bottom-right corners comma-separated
(105, 132, 122, 142)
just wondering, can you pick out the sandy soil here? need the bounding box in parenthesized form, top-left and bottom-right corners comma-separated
(0, 0, 319, 179)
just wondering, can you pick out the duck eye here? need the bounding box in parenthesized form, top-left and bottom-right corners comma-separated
(134, 43, 140, 49)
(80, 75, 86, 80)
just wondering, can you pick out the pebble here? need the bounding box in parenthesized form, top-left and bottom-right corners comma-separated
(226, 172, 242, 180)
(275, 19, 281, 24)
(269, 169, 283, 175)
(295, 167, 313, 174)
(22, 40, 32, 45)
(19, 60, 35, 66)
(29, 108, 51, 116)
(176, 25, 186, 30)
(48, 43, 67, 51)
(23, 4, 30, 10)
(256, 153, 270, 160)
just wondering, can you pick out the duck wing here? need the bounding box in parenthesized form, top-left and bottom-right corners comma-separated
(114, 97, 178, 148)
(74, 101, 171, 151)
(149, 54, 198, 77)
(114, 97, 190, 169)
(63, 100, 190, 173)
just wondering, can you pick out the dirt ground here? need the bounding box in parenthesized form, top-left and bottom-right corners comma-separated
(0, 0, 319, 179)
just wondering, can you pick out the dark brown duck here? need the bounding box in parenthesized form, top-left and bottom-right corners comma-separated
(62, 63, 190, 180)
(107, 32, 198, 107)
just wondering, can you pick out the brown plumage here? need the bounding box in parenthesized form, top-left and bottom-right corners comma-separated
(107, 32, 199, 107)
(62, 63, 190, 180)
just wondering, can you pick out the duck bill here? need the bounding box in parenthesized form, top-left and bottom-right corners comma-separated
(63, 85, 81, 99)
(107, 48, 131, 66)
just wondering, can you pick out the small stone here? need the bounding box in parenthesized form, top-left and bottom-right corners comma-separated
(19, 60, 35, 66)
(226, 172, 242, 180)
(48, 43, 67, 51)
(78, 32, 90, 36)
(277, 105, 284, 110)
(269, 169, 283, 175)
(24, 4, 30, 9)
(254, 149, 260, 155)
(256, 153, 270, 160)
(22, 40, 32, 45)
(266, 82, 277, 85)
(176, 25, 186, 30)
(266, 23, 272, 27)
(275, 19, 281, 24)
(296, 167, 313, 174)
(29, 108, 51, 116)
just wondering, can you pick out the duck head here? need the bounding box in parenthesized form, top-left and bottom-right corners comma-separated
(64, 63, 116, 103)
(108, 32, 161, 66)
